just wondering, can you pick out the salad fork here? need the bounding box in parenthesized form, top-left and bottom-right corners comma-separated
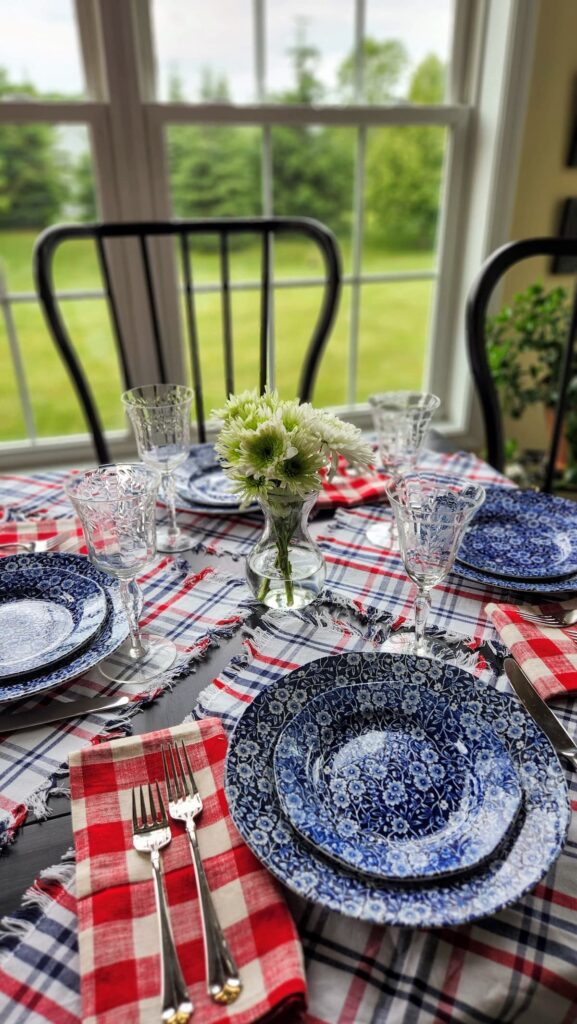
(520, 607, 577, 629)
(131, 783, 193, 1024)
(162, 742, 242, 1006)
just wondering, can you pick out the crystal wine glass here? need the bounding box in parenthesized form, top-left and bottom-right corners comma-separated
(66, 464, 177, 683)
(367, 391, 440, 548)
(122, 384, 194, 553)
(386, 473, 485, 658)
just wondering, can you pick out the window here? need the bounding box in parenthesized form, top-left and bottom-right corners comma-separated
(0, 0, 538, 467)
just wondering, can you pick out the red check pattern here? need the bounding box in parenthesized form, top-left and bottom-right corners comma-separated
(68, 719, 306, 1024)
(486, 600, 577, 699)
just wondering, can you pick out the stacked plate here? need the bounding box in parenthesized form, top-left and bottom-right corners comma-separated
(453, 485, 577, 594)
(0, 551, 128, 704)
(174, 444, 257, 514)
(225, 652, 570, 927)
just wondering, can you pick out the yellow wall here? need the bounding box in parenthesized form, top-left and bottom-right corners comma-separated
(504, 0, 577, 451)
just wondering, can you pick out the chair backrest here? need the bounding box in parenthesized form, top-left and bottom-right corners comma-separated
(466, 237, 577, 493)
(33, 217, 342, 464)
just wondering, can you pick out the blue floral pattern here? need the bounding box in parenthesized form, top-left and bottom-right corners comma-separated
(225, 652, 570, 927)
(456, 486, 577, 582)
(273, 682, 522, 880)
(0, 566, 107, 679)
(0, 552, 128, 703)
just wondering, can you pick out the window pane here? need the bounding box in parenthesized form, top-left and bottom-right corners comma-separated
(271, 125, 355, 270)
(167, 125, 262, 218)
(267, 1, 355, 103)
(0, 125, 114, 444)
(365, 0, 453, 103)
(355, 280, 432, 403)
(363, 125, 447, 264)
(152, 0, 254, 103)
(0, 0, 85, 99)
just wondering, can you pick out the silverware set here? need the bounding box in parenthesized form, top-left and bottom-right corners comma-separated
(131, 741, 242, 1023)
(519, 606, 577, 635)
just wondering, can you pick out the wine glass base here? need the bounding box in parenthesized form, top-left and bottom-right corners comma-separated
(384, 630, 464, 662)
(98, 631, 177, 683)
(366, 521, 397, 550)
(156, 527, 194, 552)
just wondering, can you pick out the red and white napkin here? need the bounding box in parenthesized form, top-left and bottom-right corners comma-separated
(318, 455, 389, 510)
(69, 719, 307, 1024)
(0, 516, 84, 554)
(486, 600, 577, 699)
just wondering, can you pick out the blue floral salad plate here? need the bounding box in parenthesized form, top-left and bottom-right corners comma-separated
(455, 486, 577, 584)
(273, 681, 522, 881)
(0, 566, 107, 680)
(225, 652, 570, 928)
(0, 552, 129, 703)
(174, 444, 258, 513)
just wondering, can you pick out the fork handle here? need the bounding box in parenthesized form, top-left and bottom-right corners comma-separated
(150, 851, 194, 1023)
(185, 821, 243, 1005)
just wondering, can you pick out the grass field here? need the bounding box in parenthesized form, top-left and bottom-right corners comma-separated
(0, 230, 435, 442)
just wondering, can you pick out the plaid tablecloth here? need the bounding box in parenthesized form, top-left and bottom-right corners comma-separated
(2, 453, 576, 1023)
(0, 519, 253, 847)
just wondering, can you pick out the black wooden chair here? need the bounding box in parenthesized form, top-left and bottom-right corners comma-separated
(466, 237, 577, 492)
(34, 217, 342, 464)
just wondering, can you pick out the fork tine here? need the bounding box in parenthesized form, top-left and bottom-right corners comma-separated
(161, 747, 173, 802)
(139, 784, 147, 825)
(148, 782, 157, 823)
(180, 741, 199, 797)
(131, 788, 139, 831)
(173, 744, 190, 797)
(168, 744, 184, 799)
(155, 781, 167, 823)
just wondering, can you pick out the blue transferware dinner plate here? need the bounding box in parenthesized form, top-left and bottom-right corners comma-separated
(174, 444, 258, 512)
(225, 652, 570, 928)
(456, 486, 577, 582)
(0, 552, 129, 704)
(0, 567, 107, 680)
(273, 682, 522, 881)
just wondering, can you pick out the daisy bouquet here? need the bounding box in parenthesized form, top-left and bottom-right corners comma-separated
(214, 389, 372, 605)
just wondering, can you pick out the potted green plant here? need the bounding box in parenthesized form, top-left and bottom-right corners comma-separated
(485, 281, 577, 483)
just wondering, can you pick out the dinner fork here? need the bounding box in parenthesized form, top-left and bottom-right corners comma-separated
(162, 742, 242, 1006)
(520, 607, 577, 629)
(131, 783, 193, 1024)
(0, 537, 61, 554)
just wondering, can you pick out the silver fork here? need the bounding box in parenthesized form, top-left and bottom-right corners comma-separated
(131, 783, 193, 1024)
(0, 537, 60, 554)
(162, 742, 242, 1006)
(520, 607, 577, 629)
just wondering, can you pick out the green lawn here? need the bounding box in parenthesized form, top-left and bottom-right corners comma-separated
(0, 229, 435, 442)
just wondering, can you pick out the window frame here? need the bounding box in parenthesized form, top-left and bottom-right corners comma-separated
(0, 0, 539, 468)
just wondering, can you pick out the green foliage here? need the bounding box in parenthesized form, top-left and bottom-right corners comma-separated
(485, 283, 573, 418)
(364, 55, 446, 250)
(0, 70, 67, 228)
(338, 39, 409, 103)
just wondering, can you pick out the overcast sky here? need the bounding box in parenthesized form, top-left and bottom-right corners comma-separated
(0, 0, 453, 101)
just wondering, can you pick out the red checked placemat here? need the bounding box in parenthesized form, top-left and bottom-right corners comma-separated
(69, 719, 307, 1024)
(486, 600, 577, 699)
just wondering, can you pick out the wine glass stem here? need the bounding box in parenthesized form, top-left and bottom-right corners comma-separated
(414, 587, 431, 654)
(162, 471, 179, 539)
(120, 579, 147, 658)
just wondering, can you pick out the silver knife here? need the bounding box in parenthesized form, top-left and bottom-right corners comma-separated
(0, 693, 130, 733)
(504, 657, 577, 769)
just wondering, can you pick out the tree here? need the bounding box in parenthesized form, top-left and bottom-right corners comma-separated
(364, 54, 446, 249)
(0, 69, 67, 228)
(338, 39, 409, 103)
(270, 28, 353, 232)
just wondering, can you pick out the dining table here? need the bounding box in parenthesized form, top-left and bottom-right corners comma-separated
(0, 444, 576, 1024)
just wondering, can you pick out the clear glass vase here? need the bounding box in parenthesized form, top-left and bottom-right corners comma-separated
(246, 491, 326, 609)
